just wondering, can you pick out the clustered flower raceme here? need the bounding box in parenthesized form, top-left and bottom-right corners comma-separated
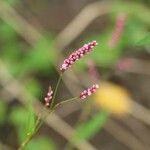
(44, 40, 99, 107)
(60, 40, 98, 72)
(80, 84, 99, 100)
(44, 86, 53, 107)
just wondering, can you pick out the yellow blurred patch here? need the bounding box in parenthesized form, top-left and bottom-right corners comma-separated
(94, 81, 131, 116)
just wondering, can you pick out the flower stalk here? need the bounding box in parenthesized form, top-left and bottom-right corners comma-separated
(18, 40, 99, 150)
(50, 73, 63, 109)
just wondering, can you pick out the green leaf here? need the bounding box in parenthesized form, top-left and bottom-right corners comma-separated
(6, 0, 19, 6)
(26, 105, 35, 134)
(24, 79, 41, 98)
(0, 100, 6, 123)
(74, 111, 109, 143)
(111, 1, 150, 24)
(9, 107, 26, 141)
(9, 106, 32, 141)
(23, 36, 57, 73)
(123, 17, 147, 47)
(0, 23, 25, 77)
(0, 23, 17, 40)
(135, 34, 150, 46)
(25, 137, 57, 150)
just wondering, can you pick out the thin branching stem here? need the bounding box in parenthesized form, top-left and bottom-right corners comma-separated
(18, 96, 78, 150)
(50, 73, 63, 109)
(53, 97, 79, 110)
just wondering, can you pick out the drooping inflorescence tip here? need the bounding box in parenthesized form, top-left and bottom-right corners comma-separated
(80, 84, 99, 100)
(44, 86, 53, 107)
(60, 40, 98, 72)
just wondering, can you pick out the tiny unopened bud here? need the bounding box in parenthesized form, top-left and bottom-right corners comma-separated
(44, 86, 53, 107)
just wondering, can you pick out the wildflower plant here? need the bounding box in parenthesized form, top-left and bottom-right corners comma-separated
(18, 41, 99, 150)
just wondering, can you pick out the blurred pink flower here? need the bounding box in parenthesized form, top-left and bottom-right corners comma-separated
(109, 14, 126, 48)
(87, 59, 100, 80)
(116, 58, 132, 71)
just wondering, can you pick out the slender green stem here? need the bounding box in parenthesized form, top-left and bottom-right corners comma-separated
(33, 96, 78, 135)
(53, 97, 78, 110)
(18, 120, 40, 150)
(32, 96, 77, 135)
(33, 108, 54, 134)
(18, 73, 78, 150)
(18, 132, 33, 150)
(18, 96, 78, 150)
(18, 109, 53, 150)
(50, 73, 63, 109)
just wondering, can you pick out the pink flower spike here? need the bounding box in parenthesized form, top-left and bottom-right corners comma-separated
(80, 84, 99, 100)
(60, 40, 98, 72)
(44, 86, 53, 107)
(108, 14, 126, 48)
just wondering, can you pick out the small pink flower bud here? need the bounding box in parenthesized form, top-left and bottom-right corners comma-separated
(109, 14, 126, 48)
(80, 84, 99, 100)
(60, 40, 98, 72)
(44, 86, 53, 107)
(116, 58, 132, 71)
(87, 60, 99, 80)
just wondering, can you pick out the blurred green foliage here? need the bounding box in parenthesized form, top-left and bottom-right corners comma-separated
(0, 0, 150, 149)
(75, 12, 149, 71)
(74, 111, 109, 142)
(0, 22, 57, 76)
(135, 33, 150, 46)
(9, 106, 57, 149)
(23, 37, 56, 74)
(0, 100, 7, 124)
(24, 79, 42, 98)
(6, 0, 19, 6)
(9, 106, 34, 141)
(0, 23, 24, 76)
(25, 136, 57, 150)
